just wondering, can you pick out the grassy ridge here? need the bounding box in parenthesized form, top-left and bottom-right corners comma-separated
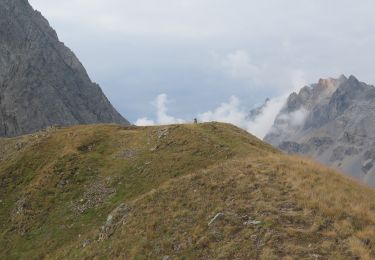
(0, 123, 375, 259)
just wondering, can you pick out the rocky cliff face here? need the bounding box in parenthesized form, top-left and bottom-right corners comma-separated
(264, 75, 375, 185)
(0, 0, 129, 137)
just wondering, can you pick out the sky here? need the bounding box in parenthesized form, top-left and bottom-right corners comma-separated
(29, 0, 375, 137)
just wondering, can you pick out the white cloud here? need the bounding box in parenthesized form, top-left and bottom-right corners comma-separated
(197, 95, 287, 139)
(136, 93, 289, 139)
(213, 50, 309, 91)
(289, 69, 308, 92)
(291, 108, 309, 126)
(135, 117, 155, 126)
(31, 0, 375, 40)
(29, 0, 375, 123)
(29, 0, 233, 37)
(135, 94, 185, 126)
(265, 106, 310, 143)
(247, 96, 289, 138)
(277, 108, 309, 128)
(219, 50, 261, 80)
(198, 96, 248, 126)
(155, 94, 185, 125)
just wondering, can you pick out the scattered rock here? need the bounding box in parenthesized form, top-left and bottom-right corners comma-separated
(72, 180, 116, 215)
(163, 256, 171, 260)
(99, 203, 131, 240)
(244, 220, 262, 226)
(81, 239, 91, 248)
(310, 254, 322, 260)
(241, 215, 250, 221)
(78, 143, 97, 153)
(57, 179, 70, 188)
(13, 197, 27, 215)
(157, 128, 169, 139)
(45, 125, 59, 133)
(14, 141, 26, 151)
(114, 149, 137, 159)
(208, 212, 225, 226)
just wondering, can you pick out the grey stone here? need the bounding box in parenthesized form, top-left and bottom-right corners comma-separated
(81, 239, 91, 248)
(208, 212, 225, 226)
(114, 149, 137, 159)
(157, 128, 169, 139)
(244, 220, 262, 226)
(72, 180, 116, 215)
(99, 203, 131, 240)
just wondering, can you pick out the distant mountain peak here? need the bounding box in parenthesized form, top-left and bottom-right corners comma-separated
(317, 76, 345, 90)
(264, 75, 375, 185)
(348, 74, 359, 82)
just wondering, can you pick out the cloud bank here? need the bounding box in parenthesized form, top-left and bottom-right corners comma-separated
(135, 94, 185, 126)
(136, 94, 288, 139)
(197, 95, 287, 138)
(277, 108, 309, 128)
(29, 0, 375, 123)
(212, 49, 308, 92)
(217, 50, 261, 80)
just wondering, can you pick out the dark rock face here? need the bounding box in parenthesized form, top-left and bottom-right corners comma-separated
(0, 0, 129, 137)
(265, 75, 375, 185)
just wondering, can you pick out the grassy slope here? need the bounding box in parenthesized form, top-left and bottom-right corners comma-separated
(0, 123, 375, 259)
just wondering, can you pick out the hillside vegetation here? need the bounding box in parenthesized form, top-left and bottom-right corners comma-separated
(1, 123, 375, 259)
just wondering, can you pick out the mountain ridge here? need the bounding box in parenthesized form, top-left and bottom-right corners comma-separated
(1, 122, 375, 258)
(0, 0, 129, 137)
(264, 75, 375, 185)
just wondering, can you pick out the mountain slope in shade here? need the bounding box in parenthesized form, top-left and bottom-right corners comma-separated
(265, 75, 375, 185)
(1, 123, 375, 258)
(0, 0, 129, 137)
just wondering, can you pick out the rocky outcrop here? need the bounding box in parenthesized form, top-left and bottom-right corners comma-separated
(265, 75, 375, 185)
(99, 203, 131, 240)
(0, 0, 129, 137)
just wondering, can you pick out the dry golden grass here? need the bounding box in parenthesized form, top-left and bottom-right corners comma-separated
(57, 153, 375, 259)
(1, 122, 375, 259)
